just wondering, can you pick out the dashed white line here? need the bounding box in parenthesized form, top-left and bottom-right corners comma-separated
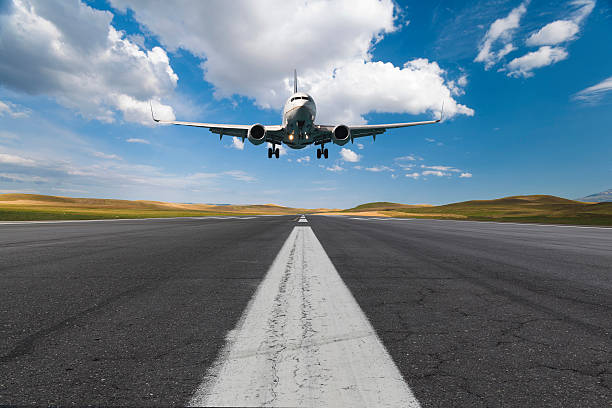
(189, 226, 419, 407)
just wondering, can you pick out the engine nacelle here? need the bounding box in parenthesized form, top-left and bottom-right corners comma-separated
(248, 124, 266, 145)
(331, 125, 351, 146)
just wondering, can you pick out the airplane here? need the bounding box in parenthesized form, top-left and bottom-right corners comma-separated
(151, 71, 442, 159)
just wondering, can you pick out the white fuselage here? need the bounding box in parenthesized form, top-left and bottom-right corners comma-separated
(282, 92, 317, 149)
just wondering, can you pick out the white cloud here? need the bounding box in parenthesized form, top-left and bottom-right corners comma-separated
(482, 0, 595, 77)
(460, 172, 473, 178)
(356, 143, 364, 150)
(231, 137, 245, 150)
(296, 156, 310, 163)
(92, 151, 121, 160)
(110, 0, 472, 124)
(0, 100, 30, 118)
(421, 165, 461, 172)
(0, 0, 177, 125)
(570, 0, 595, 24)
(224, 170, 256, 182)
(339, 148, 361, 163)
(326, 164, 344, 172)
(405, 172, 420, 179)
(422, 170, 449, 177)
(573, 76, 612, 103)
(0, 152, 36, 166)
(474, 2, 528, 69)
(365, 165, 394, 172)
(126, 138, 151, 144)
(0, 172, 48, 183)
(395, 154, 421, 161)
(526, 20, 579, 46)
(506, 46, 568, 78)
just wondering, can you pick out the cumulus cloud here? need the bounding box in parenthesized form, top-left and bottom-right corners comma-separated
(110, 0, 472, 124)
(339, 148, 361, 163)
(405, 172, 420, 179)
(356, 143, 364, 150)
(506, 46, 568, 78)
(526, 20, 579, 46)
(573, 76, 612, 103)
(460, 172, 473, 178)
(0, 0, 177, 125)
(126, 138, 150, 144)
(296, 156, 310, 164)
(474, 2, 528, 69)
(230, 137, 245, 150)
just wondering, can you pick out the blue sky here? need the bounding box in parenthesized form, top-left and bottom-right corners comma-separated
(0, 0, 610, 208)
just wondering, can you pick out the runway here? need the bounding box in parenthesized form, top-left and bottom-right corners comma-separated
(0, 215, 610, 406)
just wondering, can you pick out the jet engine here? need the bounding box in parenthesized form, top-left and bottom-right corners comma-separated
(248, 124, 266, 145)
(331, 125, 351, 146)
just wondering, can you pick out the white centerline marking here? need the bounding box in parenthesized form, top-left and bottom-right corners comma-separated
(189, 226, 419, 407)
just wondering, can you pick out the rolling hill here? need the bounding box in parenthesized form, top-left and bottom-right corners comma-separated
(335, 195, 612, 226)
(2, 193, 611, 225)
(0, 194, 330, 221)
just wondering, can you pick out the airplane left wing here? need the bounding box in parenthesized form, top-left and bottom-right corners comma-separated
(313, 118, 441, 142)
(313, 105, 443, 143)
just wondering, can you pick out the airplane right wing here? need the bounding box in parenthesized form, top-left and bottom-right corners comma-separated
(151, 104, 284, 142)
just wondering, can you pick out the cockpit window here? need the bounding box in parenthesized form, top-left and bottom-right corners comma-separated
(291, 96, 310, 102)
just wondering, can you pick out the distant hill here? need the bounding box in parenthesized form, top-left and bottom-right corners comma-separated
(576, 189, 612, 203)
(2, 193, 612, 225)
(0, 194, 331, 220)
(338, 195, 612, 226)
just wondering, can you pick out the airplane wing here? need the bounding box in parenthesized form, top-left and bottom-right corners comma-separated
(312, 107, 443, 143)
(151, 105, 284, 141)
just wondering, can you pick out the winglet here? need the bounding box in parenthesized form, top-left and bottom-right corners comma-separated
(437, 100, 445, 123)
(150, 101, 159, 123)
(294, 69, 298, 93)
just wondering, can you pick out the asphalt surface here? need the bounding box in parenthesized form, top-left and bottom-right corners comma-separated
(1, 215, 611, 406)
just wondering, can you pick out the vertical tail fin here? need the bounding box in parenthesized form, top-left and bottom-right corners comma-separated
(294, 69, 298, 93)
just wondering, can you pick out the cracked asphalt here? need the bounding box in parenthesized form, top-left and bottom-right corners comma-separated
(1, 215, 611, 406)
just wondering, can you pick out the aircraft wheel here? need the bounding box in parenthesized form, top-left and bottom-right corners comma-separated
(275, 148, 280, 159)
(268, 148, 272, 158)
(324, 148, 329, 159)
(316, 149, 321, 159)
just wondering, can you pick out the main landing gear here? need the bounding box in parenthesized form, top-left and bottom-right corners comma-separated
(316, 144, 329, 159)
(268, 145, 280, 159)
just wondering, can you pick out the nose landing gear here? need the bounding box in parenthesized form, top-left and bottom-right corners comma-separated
(268, 145, 280, 159)
(316, 144, 328, 159)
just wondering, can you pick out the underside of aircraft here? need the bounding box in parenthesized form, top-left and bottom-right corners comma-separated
(151, 71, 442, 159)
